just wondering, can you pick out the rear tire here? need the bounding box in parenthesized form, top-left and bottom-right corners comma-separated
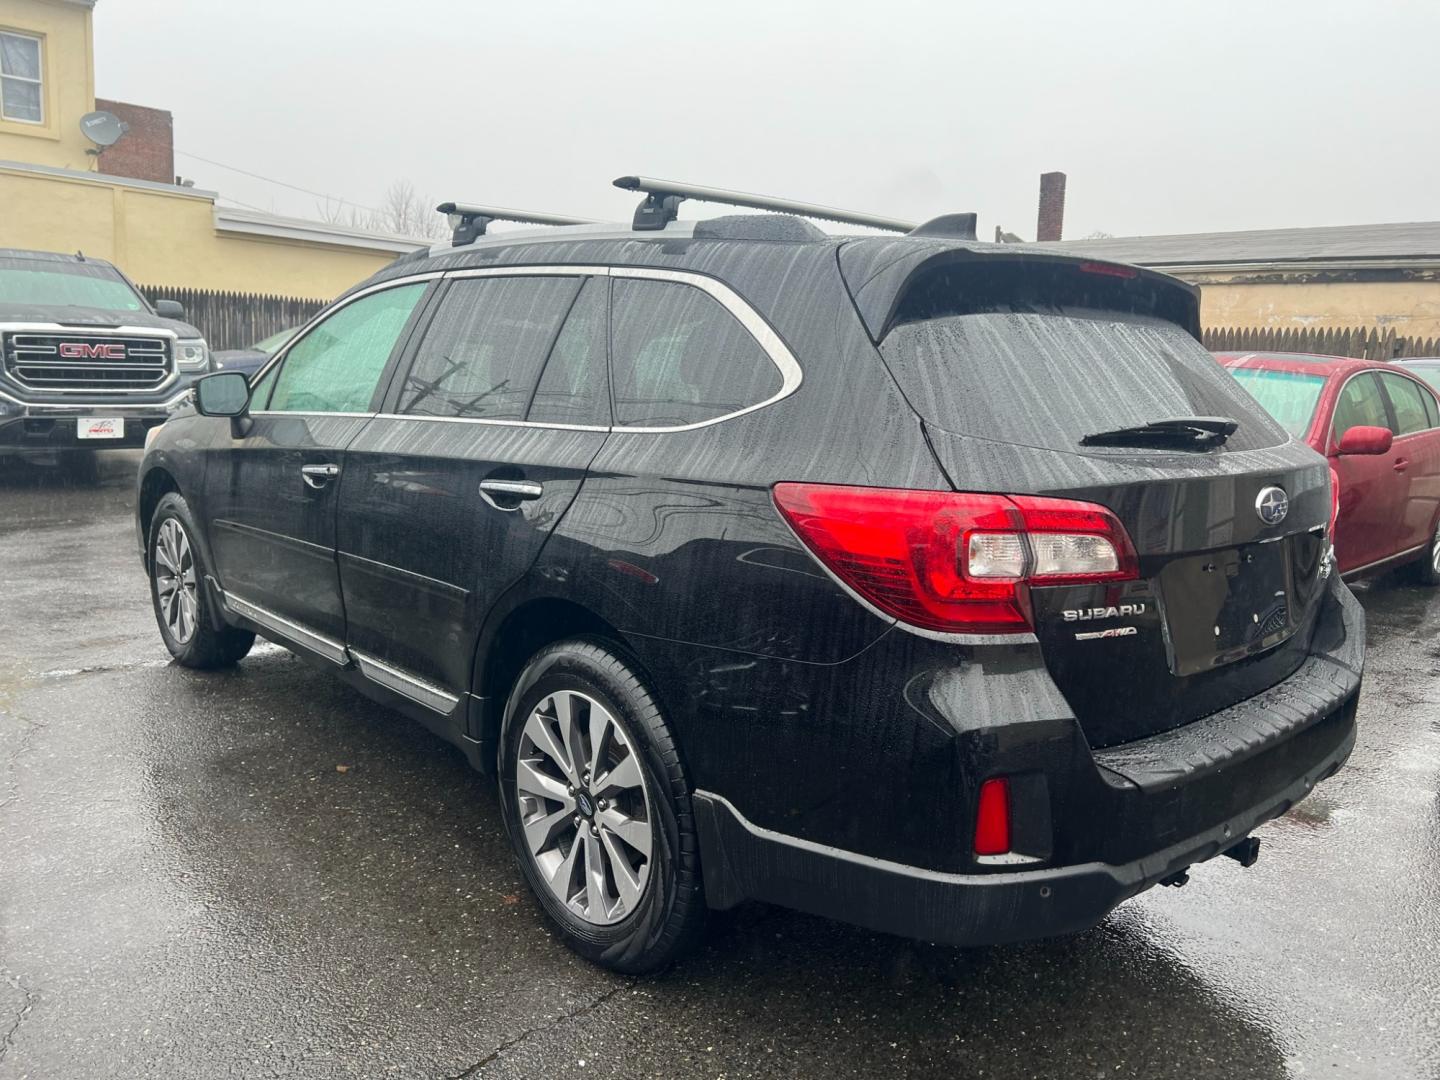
(147, 492, 255, 668)
(498, 638, 705, 974)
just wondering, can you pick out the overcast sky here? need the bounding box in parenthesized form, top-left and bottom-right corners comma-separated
(92, 0, 1438, 241)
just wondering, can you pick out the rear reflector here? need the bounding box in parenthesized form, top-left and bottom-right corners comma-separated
(974, 777, 1011, 856)
(771, 484, 1138, 635)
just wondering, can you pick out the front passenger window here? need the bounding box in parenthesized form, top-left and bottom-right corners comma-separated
(1332, 373, 1388, 444)
(268, 283, 427, 414)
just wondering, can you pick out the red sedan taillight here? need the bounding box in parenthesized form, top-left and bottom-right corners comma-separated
(771, 484, 1139, 635)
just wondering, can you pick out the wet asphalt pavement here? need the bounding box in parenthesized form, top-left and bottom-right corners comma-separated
(1, 452, 1437, 1079)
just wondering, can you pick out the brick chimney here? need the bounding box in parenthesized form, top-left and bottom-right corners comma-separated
(1036, 171, 1067, 242)
(95, 99, 174, 185)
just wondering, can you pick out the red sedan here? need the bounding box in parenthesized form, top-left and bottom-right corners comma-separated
(1218, 352, 1440, 582)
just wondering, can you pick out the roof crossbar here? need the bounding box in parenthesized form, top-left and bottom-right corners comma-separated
(613, 176, 919, 234)
(436, 201, 603, 247)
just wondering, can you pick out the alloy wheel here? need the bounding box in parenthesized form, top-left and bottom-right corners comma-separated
(154, 517, 199, 645)
(515, 690, 654, 925)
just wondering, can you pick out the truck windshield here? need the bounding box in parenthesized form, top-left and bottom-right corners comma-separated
(1226, 367, 1326, 438)
(0, 259, 145, 312)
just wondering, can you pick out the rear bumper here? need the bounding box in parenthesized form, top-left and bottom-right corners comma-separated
(694, 580, 1364, 946)
(0, 385, 193, 450)
(695, 692, 1356, 945)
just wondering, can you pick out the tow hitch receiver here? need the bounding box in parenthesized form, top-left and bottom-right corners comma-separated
(1222, 836, 1262, 868)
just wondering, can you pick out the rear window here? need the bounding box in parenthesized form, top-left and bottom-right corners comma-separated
(880, 310, 1289, 454)
(1226, 367, 1325, 438)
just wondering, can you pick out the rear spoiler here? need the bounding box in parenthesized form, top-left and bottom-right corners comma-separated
(837, 242, 1201, 343)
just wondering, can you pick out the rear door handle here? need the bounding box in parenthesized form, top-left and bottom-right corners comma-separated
(479, 478, 543, 510)
(301, 462, 341, 488)
(1394, 458, 1410, 473)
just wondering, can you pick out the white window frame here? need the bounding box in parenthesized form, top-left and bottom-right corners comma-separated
(0, 30, 44, 126)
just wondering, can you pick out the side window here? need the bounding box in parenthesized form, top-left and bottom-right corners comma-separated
(1380, 372, 1434, 436)
(398, 276, 580, 420)
(609, 279, 782, 428)
(1332, 373, 1389, 443)
(268, 284, 426, 414)
(526, 278, 610, 427)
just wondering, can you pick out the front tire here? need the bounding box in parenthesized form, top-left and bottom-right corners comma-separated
(147, 492, 255, 668)
(498, 638, 705, 974)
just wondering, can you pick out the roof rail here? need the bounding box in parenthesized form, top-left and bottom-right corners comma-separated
(436, 201, 603, 247)
(613, 176, 919, 234)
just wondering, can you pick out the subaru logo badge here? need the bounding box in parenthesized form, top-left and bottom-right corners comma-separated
(1256, 486, 1289, 526)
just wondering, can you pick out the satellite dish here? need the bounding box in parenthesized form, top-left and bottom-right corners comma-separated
(79, 110, 129, 148)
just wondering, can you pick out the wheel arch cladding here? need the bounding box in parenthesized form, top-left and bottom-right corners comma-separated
(138, 466, 180, 568)
(473, 596, 639, 768)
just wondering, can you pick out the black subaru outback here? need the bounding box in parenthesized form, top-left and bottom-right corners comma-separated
(135, 182, 1362, 973)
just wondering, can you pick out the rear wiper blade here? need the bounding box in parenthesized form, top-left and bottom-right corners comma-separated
(1080, 416, 1238, 448)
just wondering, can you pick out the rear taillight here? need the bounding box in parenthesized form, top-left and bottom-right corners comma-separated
(771, 483, 1138, 635)
(973, 777, 1011, 856)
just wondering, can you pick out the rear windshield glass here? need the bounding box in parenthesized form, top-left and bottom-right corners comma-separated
(1225, 367, 1325, 438)
(880, 311, 1289, 454)
(0, 258, 144, 311)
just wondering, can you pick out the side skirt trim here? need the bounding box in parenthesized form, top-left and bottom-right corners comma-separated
(351, 649, 460, 715)
(224, 592, 350, 667)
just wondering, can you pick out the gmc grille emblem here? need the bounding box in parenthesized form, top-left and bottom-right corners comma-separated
(58, 342, 127, 359)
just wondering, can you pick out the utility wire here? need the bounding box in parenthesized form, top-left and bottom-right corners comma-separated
(174, 149, 381, 214)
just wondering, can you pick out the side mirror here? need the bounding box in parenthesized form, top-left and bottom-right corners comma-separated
(195, 371, 250, 418)
(1337, 425, 1393, 456)
(154, 298, 186, 319)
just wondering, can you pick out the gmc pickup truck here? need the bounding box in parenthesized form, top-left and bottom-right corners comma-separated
(0, 248, 211, 470)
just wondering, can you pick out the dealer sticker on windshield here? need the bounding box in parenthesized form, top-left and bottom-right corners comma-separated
(77, 418, 124, 440)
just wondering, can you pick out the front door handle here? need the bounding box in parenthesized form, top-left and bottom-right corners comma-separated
(1393, 458, 1410, 473)
(301, 462, 341, 489)
(479, 478, 543, 511)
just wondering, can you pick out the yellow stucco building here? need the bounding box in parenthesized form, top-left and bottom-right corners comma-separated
(0, 0, 418, 303)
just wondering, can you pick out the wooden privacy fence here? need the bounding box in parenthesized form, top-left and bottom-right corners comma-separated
(138, 286, 326, 352)
(1204, 325, 1440, 362)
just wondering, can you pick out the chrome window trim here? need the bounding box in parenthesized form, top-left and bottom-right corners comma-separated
(350, 649, 460, 715)
(445, 265, 613, 280)
(224, 592, 348, 666)
(372, 412, 608, 432)
(370, 264, 802, 433)
(249, 410, 376, 419)
(245, 263, 805, 433)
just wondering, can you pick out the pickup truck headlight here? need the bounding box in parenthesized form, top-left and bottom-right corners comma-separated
(175, 339, 209, 372)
